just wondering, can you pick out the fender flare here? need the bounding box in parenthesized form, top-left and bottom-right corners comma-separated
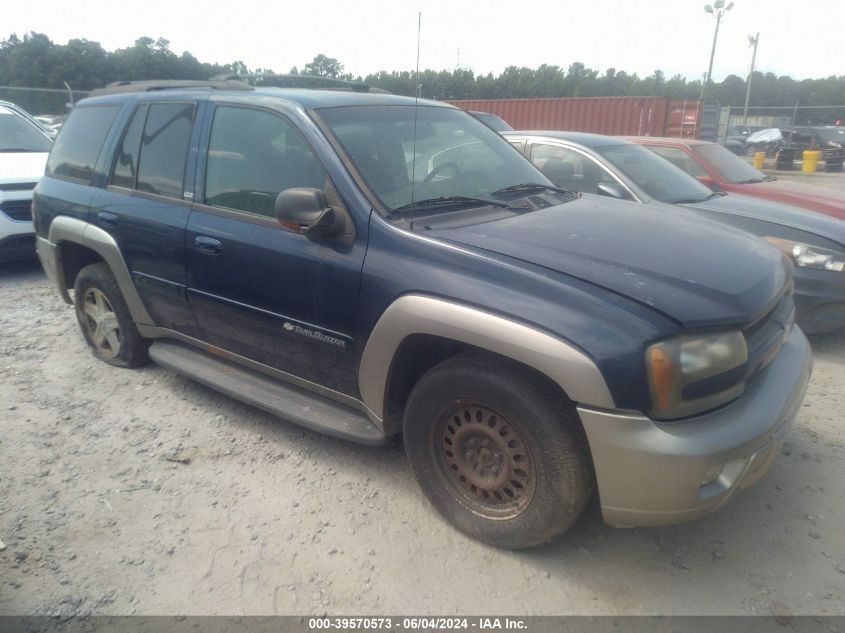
(46, 216, 153, 325)
(358, 295, 615, 420)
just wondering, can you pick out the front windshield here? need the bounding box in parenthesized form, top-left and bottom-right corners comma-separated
(0, 106, 53, 152)
(316, 105, 545, 212)
(817, 127, 845, 144)
(693, 143, 768, 184)
(594, 143, 713, 204)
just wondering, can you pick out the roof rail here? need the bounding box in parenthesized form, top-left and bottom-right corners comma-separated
(208, 73, 388, 93)
(88, 79, 254, 97)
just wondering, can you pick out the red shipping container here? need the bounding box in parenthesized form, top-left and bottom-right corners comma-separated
(447, 96, 671, 136)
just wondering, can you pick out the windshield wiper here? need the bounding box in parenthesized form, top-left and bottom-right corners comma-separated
(0, 148, 46, 153)
(392, 195, 515, 215)
(491, 182, 573, 197)
(735, 178, 765, 184)
(672, 191, 726, 204)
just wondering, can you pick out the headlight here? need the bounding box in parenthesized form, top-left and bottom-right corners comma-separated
(764, 237, 845, 272)
(646, 330, 748, 420)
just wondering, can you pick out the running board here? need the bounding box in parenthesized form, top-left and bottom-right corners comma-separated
(148, 341, 388, 446)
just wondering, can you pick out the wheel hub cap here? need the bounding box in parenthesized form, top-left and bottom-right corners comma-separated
(82, 288, 121, 359)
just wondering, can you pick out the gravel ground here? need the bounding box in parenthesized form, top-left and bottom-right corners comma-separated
(1, 242, 844, 617)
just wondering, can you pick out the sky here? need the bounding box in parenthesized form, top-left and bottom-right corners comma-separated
(3, 0, 842, 81)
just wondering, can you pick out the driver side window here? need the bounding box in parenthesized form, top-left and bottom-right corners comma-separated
(204, 107, 327, 217)
(648, 146, 708, 178)
(529, 143, 616, 195)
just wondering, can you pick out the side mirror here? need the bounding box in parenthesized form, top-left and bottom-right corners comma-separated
(697, 175, 719, 191)
(596, 181, 628, 200)
(275, 188, 344, 237)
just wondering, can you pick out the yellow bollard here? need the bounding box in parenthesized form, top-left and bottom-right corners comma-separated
(752, 151, 765, 169)
(802, 150, 822, 173)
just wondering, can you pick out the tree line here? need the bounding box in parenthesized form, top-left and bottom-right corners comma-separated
(2, 32, 844, 123)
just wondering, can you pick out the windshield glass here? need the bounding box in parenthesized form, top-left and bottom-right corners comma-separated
(316, 105, 545, 212)
(693, 143, 768, 183)
(594, 143, 713, 204)
(0, 106, 53, 152)
(816, 127, 845, 143)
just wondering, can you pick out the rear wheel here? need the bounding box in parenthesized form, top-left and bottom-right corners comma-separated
(403, 352, 594, 549)
(74, 263, 150, 368)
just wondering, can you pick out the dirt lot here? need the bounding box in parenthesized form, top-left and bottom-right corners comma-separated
(2, 201, 845, 616)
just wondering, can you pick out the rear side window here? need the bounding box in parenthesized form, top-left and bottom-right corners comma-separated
(110, 105, 148, 189)
(46, 105, 120, 183)
(136, 103, 195, 199)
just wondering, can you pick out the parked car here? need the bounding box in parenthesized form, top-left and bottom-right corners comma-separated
(724, 127, 747, 155)
(467, 110, 513, 132)
(506, 131, 845, 334)
(623, 136, 845, 221)
(0, 101, 53, 263)
(34, 80, 810, 548)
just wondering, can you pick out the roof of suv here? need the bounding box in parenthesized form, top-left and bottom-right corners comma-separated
(84, 82, 445, 110)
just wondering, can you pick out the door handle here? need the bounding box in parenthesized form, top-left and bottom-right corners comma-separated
(194, 236, 222, 255)
(98, 211, 118, 228)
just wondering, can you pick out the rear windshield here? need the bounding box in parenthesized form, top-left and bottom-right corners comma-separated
(0, 106, 53, 152)
(693, 143, 767, 184)
(316, 105, 542, 212)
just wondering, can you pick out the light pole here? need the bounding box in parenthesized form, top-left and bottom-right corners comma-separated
(743, 33, 759, 125)
(700, 0, 734, 101)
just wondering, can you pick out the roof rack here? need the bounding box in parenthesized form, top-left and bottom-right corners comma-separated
(89, 79, 254, 97)
(209, 73, 388, 93)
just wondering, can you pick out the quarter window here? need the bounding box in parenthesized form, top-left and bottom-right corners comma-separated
(204, 107, 327, 217)
(136, 103, 195, 199)
(46, 105, 120, 183)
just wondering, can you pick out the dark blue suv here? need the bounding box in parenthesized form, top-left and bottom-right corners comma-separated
(33, 80, 812, 548)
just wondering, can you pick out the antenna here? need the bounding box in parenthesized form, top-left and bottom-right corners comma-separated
(410, 11, 421, 203)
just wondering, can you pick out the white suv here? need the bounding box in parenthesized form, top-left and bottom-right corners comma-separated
(0, 101, 53, 263)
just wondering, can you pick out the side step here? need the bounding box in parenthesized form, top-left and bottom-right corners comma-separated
(148, 341, 388, 446)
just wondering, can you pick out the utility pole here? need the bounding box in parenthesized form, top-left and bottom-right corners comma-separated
(743, 33, 759, 125)
(700, 0, 734, 101)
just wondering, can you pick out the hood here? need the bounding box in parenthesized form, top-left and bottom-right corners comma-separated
(0, 152, 49, 184)
(736, 179, 845, 221)
(425, 194, 788, 328)
(686, 193, 845, 249)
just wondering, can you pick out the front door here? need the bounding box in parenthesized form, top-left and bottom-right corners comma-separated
(186, 104, 366, 396)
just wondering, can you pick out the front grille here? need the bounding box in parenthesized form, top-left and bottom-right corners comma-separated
(742, 290, 795, 384)
(0, 199, 33, 222)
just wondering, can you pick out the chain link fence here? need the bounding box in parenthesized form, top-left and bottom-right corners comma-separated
(0, 85, 90, 117)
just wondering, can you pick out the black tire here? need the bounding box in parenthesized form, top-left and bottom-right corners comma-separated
(403, 352, 594, 549)
(73, 262, 150, 368)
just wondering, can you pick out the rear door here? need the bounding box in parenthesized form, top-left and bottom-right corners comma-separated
(92, 100, 202, 336)
(185, 103, 366, 396)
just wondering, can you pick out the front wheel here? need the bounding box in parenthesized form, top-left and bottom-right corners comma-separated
(73, 263, 150, 368)
(403, 352, 594, 549)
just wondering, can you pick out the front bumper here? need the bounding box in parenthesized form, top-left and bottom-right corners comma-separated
(793, 266, 845, 333)
(0, 208, 35, 263)
(578, 327, 812, 527)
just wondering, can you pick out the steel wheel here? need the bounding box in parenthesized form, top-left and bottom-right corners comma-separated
(432, 402, 537, 520)
(81, 287, 121, 359)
